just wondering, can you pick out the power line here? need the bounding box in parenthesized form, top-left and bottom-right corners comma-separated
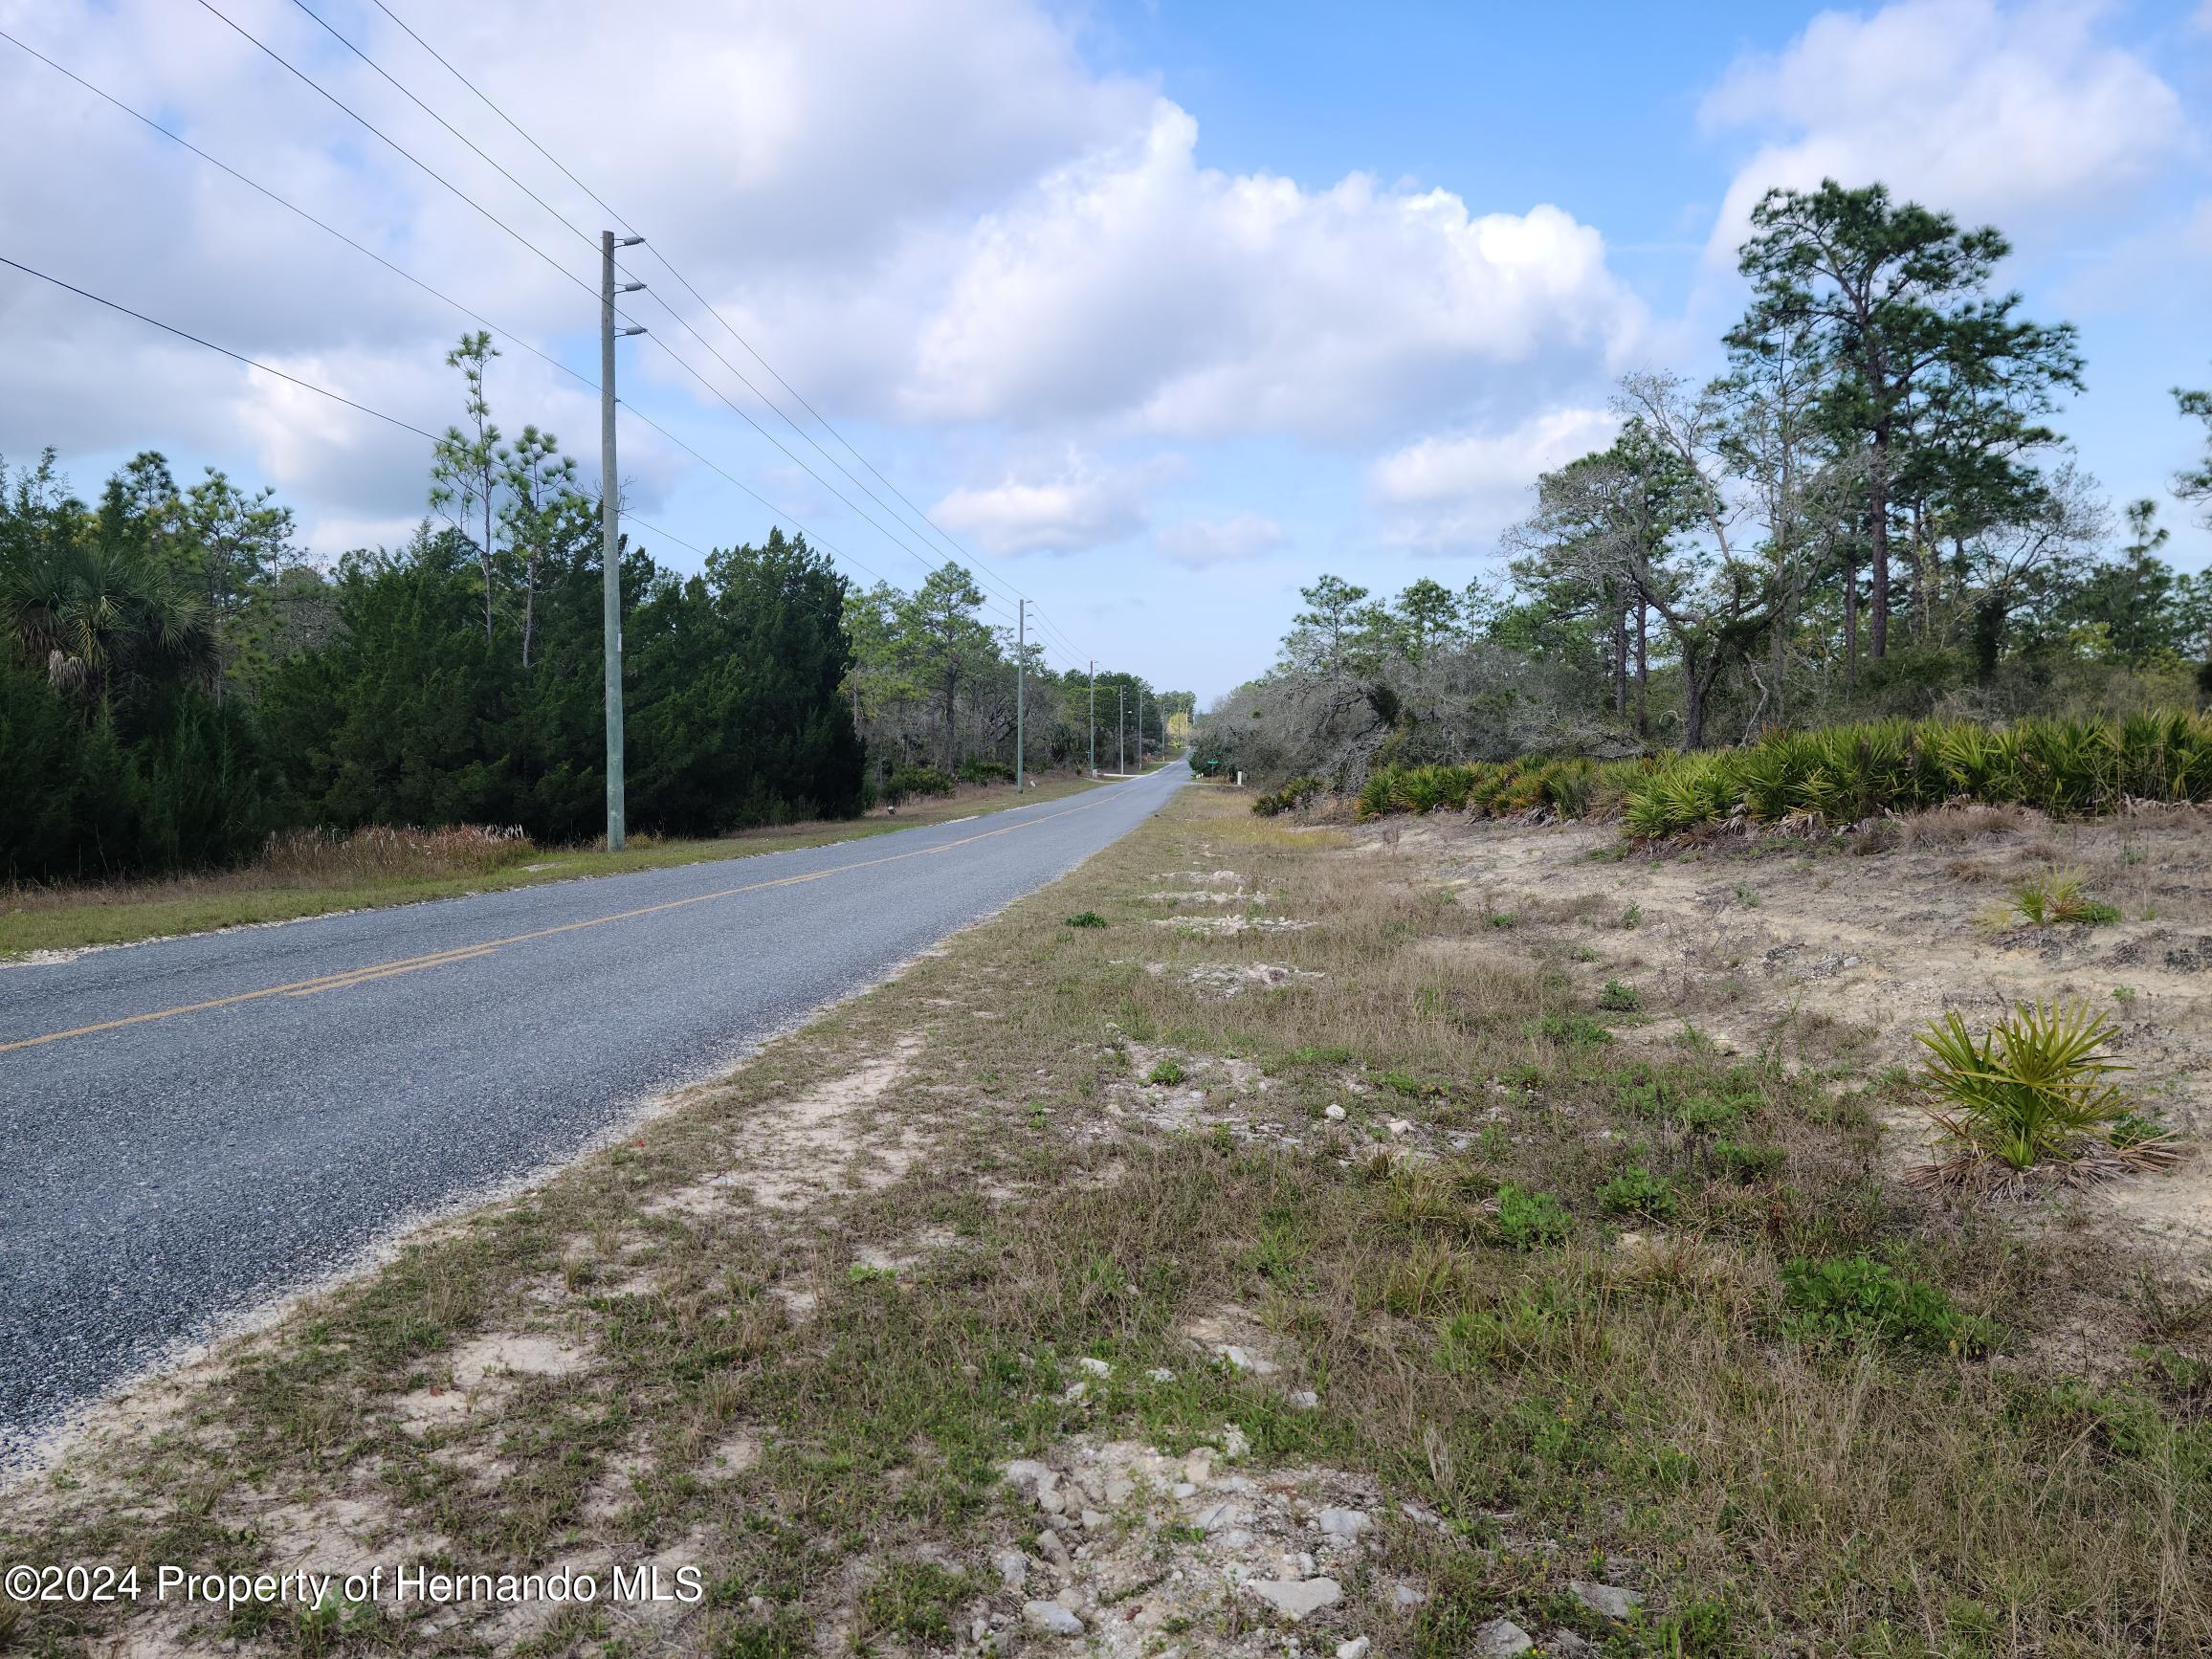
(0, 250, 882, 646)
(0, 26, 591, 399)
(0, 252, 439, 442)
(365, 0, 630, 232)
(245, 0, 1024, 634)
(350, 0, 1094, 665)
(55, 2, 1094, 675)
(284, 0, 605, 266)
(191, 0, 602, 316)
(177, 0, 971, 609)
(3, 28, 899, 597)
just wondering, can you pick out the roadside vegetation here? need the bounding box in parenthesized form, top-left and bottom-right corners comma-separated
(0, 774, 1107, 959)
(7, 782, 2206, 1654)
(1, 343, 1189, 890)
(1197, 182, 2212, 803)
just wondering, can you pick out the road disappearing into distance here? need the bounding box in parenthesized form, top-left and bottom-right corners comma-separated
(0, 763, 1188, 1458)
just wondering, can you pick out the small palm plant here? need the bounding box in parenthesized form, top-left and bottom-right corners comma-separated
(1910, 1000, 2179, 1192)
(2008, 869, 2120, 927)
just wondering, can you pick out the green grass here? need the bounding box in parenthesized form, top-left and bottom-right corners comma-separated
(0, 774, 1108, 958)
(1781, 1254, 1994, 1354)
(1597, 979, 1641, 1012)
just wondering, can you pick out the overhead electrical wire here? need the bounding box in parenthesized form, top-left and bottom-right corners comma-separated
(0, 27, 898, 597)
(23, 5, 1108, 676)
(249, 0, 1031, 639)
(0, 250, 899, 651)
(347, 0, 1094, 668)
(251, 0, 1058, 646)
(0, 252, 440, 442)
(359, 0, 1073, 632)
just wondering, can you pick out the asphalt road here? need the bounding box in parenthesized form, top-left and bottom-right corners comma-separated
(0, 763, 1187, 1457)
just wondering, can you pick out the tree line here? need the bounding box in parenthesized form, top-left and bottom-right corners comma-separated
(1200, 179, 2212, 785)
(1, 338, 1182, 882)
(842, 561, 1186, 789)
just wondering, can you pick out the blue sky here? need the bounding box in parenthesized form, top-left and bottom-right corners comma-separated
(3, 0, 2208, 699)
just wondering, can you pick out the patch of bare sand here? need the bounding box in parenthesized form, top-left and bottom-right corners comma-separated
(392, 1332, 590, 1435)
(1403, 808, 2212, 1250)
(645, 1042, 927, 1219)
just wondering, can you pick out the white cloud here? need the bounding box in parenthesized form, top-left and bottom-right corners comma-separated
(1699, 0, 2188, 260)
(1153, 512, 1288, 567)
(0, 0, 1149, 556)
(1369, 406, 1621, 553)
(0, 0, 1646, 587)
(887, 105, 1642, 442)
(930, 453, 1169, 556)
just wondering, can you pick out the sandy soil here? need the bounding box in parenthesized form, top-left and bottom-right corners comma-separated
(1390, 803, 2212, 1253)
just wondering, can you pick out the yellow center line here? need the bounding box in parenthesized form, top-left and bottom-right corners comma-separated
(285, 944, 500, 996)
(1, 785, 1134, 1055)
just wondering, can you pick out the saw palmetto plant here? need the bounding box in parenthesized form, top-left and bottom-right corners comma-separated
(1911, 1000, 2179, 1190)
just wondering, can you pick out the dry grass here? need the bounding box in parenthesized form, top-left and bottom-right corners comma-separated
(254, 823, 539, 881)
(5, 784, 2209, 1655)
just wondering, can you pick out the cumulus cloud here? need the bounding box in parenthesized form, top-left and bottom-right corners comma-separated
(887, 105, 1642, 441)
(1698, 0, 2188, 259)
(0, 0, 1148, 554)
(930, 453, 1171, 557)
(1369, 406, 1620, 552)
(0, 0, 1646, 578)
(1153, 512, 1288, 567)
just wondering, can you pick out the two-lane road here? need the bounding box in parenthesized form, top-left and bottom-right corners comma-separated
(0, 763, 1186, 1456)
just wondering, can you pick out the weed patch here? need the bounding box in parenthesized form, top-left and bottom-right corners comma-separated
(1781, 1254, 1994, 1354)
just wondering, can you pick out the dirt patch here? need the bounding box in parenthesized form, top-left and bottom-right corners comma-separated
(1407, 807, 2212, 1250)
(391, 1333, 589, 1436)
(1184, 961, 1324, 998)
(991, 1435, 1398, 1654)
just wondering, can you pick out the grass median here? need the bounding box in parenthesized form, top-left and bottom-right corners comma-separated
(4, 780, 2205, 1655)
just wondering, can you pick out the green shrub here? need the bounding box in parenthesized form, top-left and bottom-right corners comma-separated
(1493, 1183, 1571, 1249)
(1620, 710, 2212, 836)
(958, 758, 1014, 785)
(1064, 910, 1107, 929)
(885, 763, 956, 802)
(2110, 1111, 2168, 1149)
(1916, 1000, 2132, 1171)
(1380, 1071, 1437, 1097)
(1597, 1163, 1679, 1219)
(1537, 1013, 1613, 1048)
(1254, 775, 1324, 816)
(1680, 1093, 1748, 1135)
(1781, 1254, 1993, 1353)
(1597, 979, 1641, 1011)
(1146, 1058, 1186, 1086)
(1711, 1139, 1783, 1182)
(2009, 870, 2122, 926)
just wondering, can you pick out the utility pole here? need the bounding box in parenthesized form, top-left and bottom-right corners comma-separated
(1118, 685, 1125, 775)
(1087, 661, 1095, 777)
(600, 231, 647, 851)
(1014, 599, 1026, 795)
(1137, 684, 1144, 770)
